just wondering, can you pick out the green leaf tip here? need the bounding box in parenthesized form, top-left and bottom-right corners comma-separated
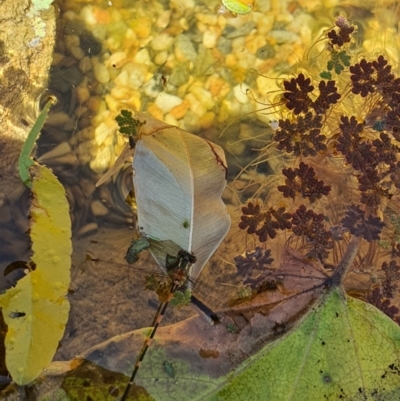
(18, 97, 56, 187)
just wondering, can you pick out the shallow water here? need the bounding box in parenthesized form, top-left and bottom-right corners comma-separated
(1, 0, 400, 399)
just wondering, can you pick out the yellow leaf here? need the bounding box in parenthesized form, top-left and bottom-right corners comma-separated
(0, 164, 71, 385)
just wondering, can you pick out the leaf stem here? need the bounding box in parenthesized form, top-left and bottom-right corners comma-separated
(18, 97, 55, 187)
(331, 235, 362, 286)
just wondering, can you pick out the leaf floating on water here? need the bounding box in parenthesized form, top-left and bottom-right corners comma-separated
(133, 113, 231, 281)
(0, 164, 71, 385)
(215, 287, 400, 401)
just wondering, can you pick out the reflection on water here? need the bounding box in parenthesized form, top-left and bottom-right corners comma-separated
(1, 0, 400, 398)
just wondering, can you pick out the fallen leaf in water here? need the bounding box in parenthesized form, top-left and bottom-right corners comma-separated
(0, 164, 71, 385)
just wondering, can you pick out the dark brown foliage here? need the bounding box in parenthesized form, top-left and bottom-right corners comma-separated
(238, 202, 263, 235)
(358, 168, 393, 207)
(372, 55, 395, 93)
(350, 59, 375, 97)
(273, 112, 326, 157)
(312, 80, 341, 114)
(372, 132, 398, 165)
(278, 162, 331, 203)
(327, 16, 355, 47)
(336, 116, 376, 171)
(381, 260, 400, 299)
(367, 287, 400, 324)
(234, 247, 274, 276)
(283, 73, 314, 114)
(341, 205, 385, 241)
(239, 203, 292, 242)
(337, 116, 398, 194)
(390, 162, 400, 189)
(291, 205, 333, 258)
(243, 272, 278, 292)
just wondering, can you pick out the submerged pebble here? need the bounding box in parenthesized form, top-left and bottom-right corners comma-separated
(155, 93, 183, 113)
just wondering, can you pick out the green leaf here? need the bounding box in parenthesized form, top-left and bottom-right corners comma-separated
(18, 98, 55, 187)
(213, 287, 400, 401)
(0, 164, 71, 385)
(221, 0, 252, 15)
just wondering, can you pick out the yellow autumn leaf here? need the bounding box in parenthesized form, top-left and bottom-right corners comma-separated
(0, 163, 71, 385)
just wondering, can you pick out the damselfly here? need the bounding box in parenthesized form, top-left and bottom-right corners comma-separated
(82, 234, 228, 399)
(79, 232, 375, 400)
(120, 243, 196, 400)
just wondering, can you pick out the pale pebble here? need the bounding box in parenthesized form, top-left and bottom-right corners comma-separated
(143, 74, 162, 98)
(155, 93, 183, 113)
(62, 10, 77, 22)
(230, 140, 245, 156)
(172, 0, 195, 8)
(91, 200, 109, 216)
(51, 52, 64, 66)
(245, 35, 267, 54)
(91, 24, 107, 42)
(38, 142, 71, 162)
(114, 69, 129, 87)
(199, 112, 215, 129)
(46, 112, 72, 127)
(189, 86, 214, 110)
(237, 53, 256, 69)
(169, 98, 191, 120)
(93, 60, 110, 84)
(231, 36, 246, 50)
(179, 17, 190, 31)
(79, 178, 96, 198)
(156, 10, 172, 29)
(164, 113, 179, 126)
(70, 127, 90, 146)
(203, 30, 218, 49)
(105, 94, 120, 112)
(154, 51, 168, 65)
(196, 13, 218, 26)
(151, 33, 174, 51)
(253, 13, 274, 36)
(65, 35, 85, 60)
(79, 56, 92, 73)
(269, 30, 300, 44)
(107, 51, 127, 69)
(133, 48, 151, 64)
(76, 223, 99, 238)
(90, 145, 113, 173)
(255, 0, 271, 12)
(110, 86, 132, 100)
(128, 93, 141, 112)
(76, 85, 90, 103)
(186, 93, 207, 118)
(94, 122, 114, 146)
(182, 110, 200, 132)
(147, 103, 164, 121)
(76, 140, 94, 164)
(131, 17, 151, 39)
(127, 64, 148, 89)
(80, 6, 97, 25)
(174, 35, 197, 63)
(197, 21, 207, 34)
